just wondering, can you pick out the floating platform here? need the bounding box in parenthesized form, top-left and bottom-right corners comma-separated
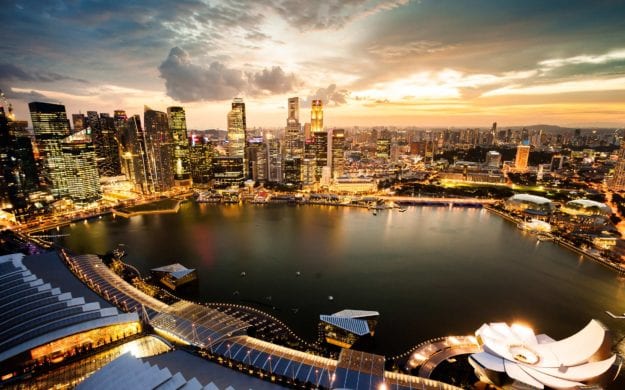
(150, 263, 197, 291)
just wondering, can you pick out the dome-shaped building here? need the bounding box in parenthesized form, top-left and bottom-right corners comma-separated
(504, 194, 554, 216)
(561, 199, 611, 217)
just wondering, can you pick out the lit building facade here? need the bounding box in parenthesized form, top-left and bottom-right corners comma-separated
(246, 142, 268, 182)
(144, 107, 174, 192)
(0, 106, 38, 219)
(376, 138, 391, 159)
(267, 139, 283, 183)
(283, 157, 302, 187)
(60, 130, 101, 204)
(311, 131, 328, 181)
(167, 106, 191, 185)
(188, 136, 213, 184)
(29, 102, 72, 198)
(227, 105, 245, 158)
(311, 100, 323, 133)
(514, 144, 530, 171)
(212, 156, 245, 187)
(93, 113, 121, 177)
(331, 128, 345, 178)
(285, 97, 303, 158)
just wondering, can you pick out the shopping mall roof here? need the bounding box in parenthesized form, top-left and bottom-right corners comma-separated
(78, 350, 281, 390)
(0, 252, 138, 363)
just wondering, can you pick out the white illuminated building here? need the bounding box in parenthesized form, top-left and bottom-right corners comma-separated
(469, 320, 616, 389)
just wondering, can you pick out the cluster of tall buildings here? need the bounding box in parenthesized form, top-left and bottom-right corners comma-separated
(0, 94, 352, 221)
(215, 97, 346, 188)
(0, 97, 197, 221)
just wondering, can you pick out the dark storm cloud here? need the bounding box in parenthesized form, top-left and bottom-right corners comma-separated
(0, 0, 267, 87)
(1, 86, 49, 101)
(301, 84, 350, 108)
(0, 63, 87, 84)
(159, 47, 299, 101)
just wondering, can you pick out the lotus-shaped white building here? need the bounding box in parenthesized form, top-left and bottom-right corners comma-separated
(469, 320, 616, 389)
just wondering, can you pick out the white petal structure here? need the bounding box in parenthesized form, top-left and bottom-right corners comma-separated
(469, 320, 616, 389)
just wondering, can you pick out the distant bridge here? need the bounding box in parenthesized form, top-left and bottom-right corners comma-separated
(379, 196, 497, 206)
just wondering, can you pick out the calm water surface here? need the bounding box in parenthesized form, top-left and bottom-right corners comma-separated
(55, 203, 625, 355)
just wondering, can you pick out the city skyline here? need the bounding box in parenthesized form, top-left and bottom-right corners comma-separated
(1, 0, 625, 129)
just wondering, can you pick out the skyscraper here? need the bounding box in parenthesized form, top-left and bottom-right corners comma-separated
(231, 97, 246, 135)
(267, 139, 283, 183)
(29, 102, 72, 198)
(247, 142, 268, 182)
(167, 106, 191, 185)
(94, 113, 121, 177)
(285, 97, 302, 158)
(72, 113, 86, 132)
(330, 128, 345, 178)
(188, 135, 213, 184)
(311, 132, 328, 181)
(60, 130, 101, 204)
(0, 105, 38, 219)
(311, 100, 323, 133)
(515, 144, 530, 171)
(227, 104, 245, 158)
(118, 115, 150, 193)
(309, 100, 326, 180)
(144, 106, 174, 192)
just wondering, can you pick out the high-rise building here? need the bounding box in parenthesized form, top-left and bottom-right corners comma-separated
(0, 105, 38, 215)
(309, 100, 327, 180)
(60, 130, 101, 204)
(285, 97, 302, 158)
(247, 142, 268, 182)
(311, 100, 323, 133)
(72, 113, 86, 132)
(227, 105, 245, 158)
(514, 144, 530, 171)
(212, 157, 245, 187)
(267, 139, 282, 183)
(331, 129, 345, 178)
(29, 102, 72, 198)
(231, 97, 246, 135)
(283, 157, 302, 187)
(92, 113, 121, 177)
(119, 115, 150, 193)
(188, 135, 213, 184)
(310, 131, 328, 181)
(167, 106, 191, 185)
(610, 141, 625, 191)
(144, 107, 174, 192)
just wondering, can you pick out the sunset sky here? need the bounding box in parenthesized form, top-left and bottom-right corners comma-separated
(2, 0, 625, 129)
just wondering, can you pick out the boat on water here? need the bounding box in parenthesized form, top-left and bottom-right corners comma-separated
(398, 208, 407, 212)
